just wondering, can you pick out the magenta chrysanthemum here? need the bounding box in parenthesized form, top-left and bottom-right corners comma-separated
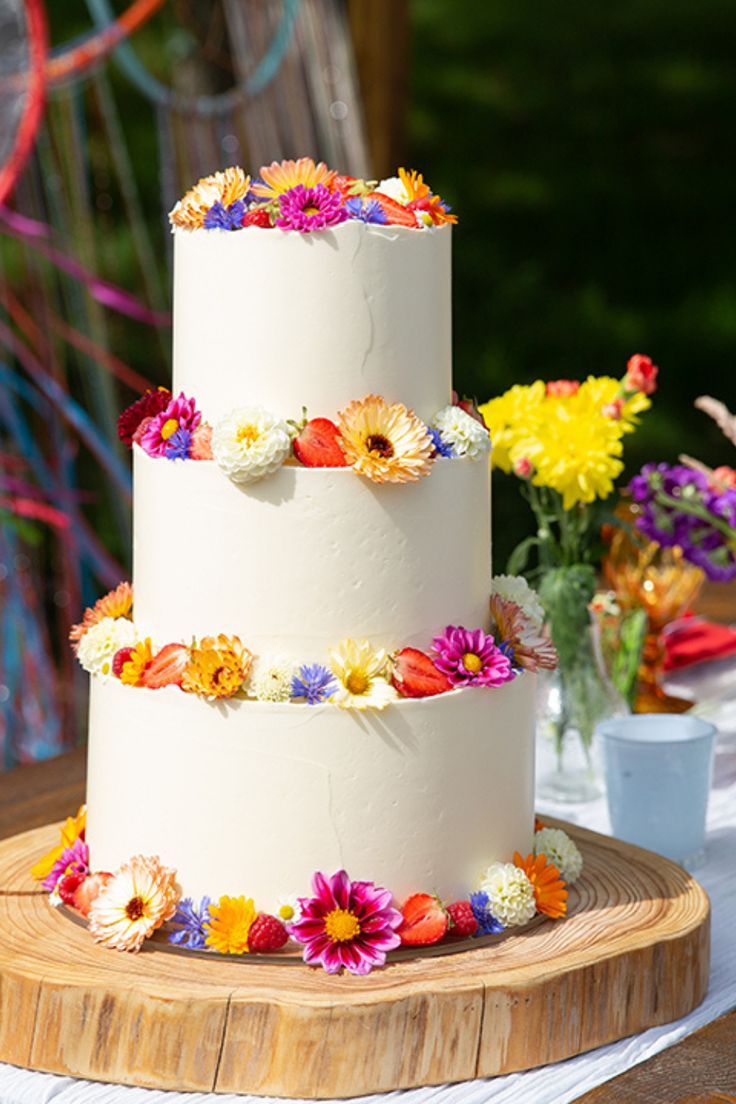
(432, 625, 514, 687)
(290, 869, 402, 975)
(140, 392, 202, 458)
(42, 836, 89, 893)
(275, 184, 348, 234)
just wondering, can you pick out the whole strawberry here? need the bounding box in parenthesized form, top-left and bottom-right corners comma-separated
(446, 900, 478, 940)
(293, 417, 348, 468)
(398, 893, 448, 946)
(392, 648, 452, 699)
(58, 870, 86, 906)
(248, 913, 289, 952)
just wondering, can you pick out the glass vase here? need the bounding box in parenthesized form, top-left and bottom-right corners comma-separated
(536, 564, 629, 803)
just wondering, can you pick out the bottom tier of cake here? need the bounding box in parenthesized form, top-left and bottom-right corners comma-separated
(85, 674, 536, 910)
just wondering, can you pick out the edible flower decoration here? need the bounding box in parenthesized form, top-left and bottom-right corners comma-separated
(344, 196, 388, 225)
(76, 616, 137, 679)
(489, 594, 557, 672)
(248, 656, 295, 702)
(140, 392, 202, 460)
(117, 388, 171, 447)
(432, 626, 514, 687)
(329, 638, 397, 710)
(290, 869, 402, 975)
(534, 827, 583, 884)
(88, 854, 180, 953)
(169, 166, 250, 230)
(42, 836, 89, 895)
(469, 890, 505, 935)
(291, 663, 338, 705)
(251, 157, 337, 202)
(337, 395, 434, 484)
(31, 805, 86, 883)
(204, 895, 257, 955)
(182, 634, 252, 699)
(168, 895, 211, 950)
(212, 406, 292, 484)
(431, 403, 491, 460)
(69, 581, 133, 652)
(477, 862, 537, 928)
(513, 852, 568, 919)
(276, 183, 348, 233)
(374, 168, 456, 227)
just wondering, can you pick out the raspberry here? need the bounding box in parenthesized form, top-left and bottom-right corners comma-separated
(446, 900, 478, 939)
(248, 913, 288, 952)
(58, 870, 86, 906)
(112, 647, 134, 678)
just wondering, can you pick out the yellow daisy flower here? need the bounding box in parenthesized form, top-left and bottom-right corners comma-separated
(169, 167, 250, 230)
(251, 157, 336, 201)
(330, 639, 397, 710)
(31, 805, 86, 882)
(88, 854, 180, 953)
(182, 634, 252, 699)
(205, 895, 257, 954)
(337, 395, 434, 484)
(119, 638, 153, 687)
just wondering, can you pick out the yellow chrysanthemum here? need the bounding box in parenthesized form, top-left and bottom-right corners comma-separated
(182, 634, 252, 699)
(119, 638, 153, 687)
(69, 581, 133, 650)
(89, 854, 180, 953)
(31, 805, 86, 881)
(479, 381, 546, 473)
(251, 157, 336, 200)
(329, 639, 397, 710)
(205, 895, 257, 954)
(526, 399, 624, 510)
(337, 395, 434, 484)
(577, 375, 651, 434)
(169, 167, 250, 229)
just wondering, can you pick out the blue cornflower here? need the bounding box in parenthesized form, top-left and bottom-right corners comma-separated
(165, 427, 192, 460)
(469, 891, 504, 936)
(291, 663, 338, 705)
(498, 640, 521, 675)
(427, 426, 454, 458)
(344, 196, 388, 225)
(203, 199, 245, 231)
(168, 895, 211, 949)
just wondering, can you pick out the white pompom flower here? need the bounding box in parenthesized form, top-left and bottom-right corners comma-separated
(212, 407, 292, 484)
(76, 616, 137, 680)
(478, 861, 536, 927)
(491, 574, 545, 630)
(248, 656, 295, 702)
(376, 175, 410, 205)
(534, 827, 583, 884)
(432, 405, 491, 460)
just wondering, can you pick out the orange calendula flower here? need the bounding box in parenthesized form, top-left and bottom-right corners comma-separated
(69, 582, 133, 652)
(205, 895, 257, 954)
(31, 804, 87, 881)
(88, 854, 180, 952)
(513, 851, 568, 920)
(119, 638, 154, 687)
(337, 395, 434, 484)
(182, 634, 252, 699)
(251, 157, 336, 201)
(169, 167, 250, 230)
(398, 167, 457, 226)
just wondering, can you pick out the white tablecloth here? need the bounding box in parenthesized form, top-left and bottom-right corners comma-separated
(2, 665, 735, 1104)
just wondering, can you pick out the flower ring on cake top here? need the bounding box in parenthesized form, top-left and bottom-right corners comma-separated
(182, 634, 253, 699)
(343, 195, 388, 225)
(489, 594, 557, 672)
(251, 157, 337, 201)
(212, 406, 292, 484)
(432, 626, 514, 688)
(534, 827, 584, 884)
(290, 869, 402, 975)
(374, 168, 457, 228)
(88, 854, 180, 953)
(337, 395, 434, 484)
(513, 852, 568, 919)
(431, 404, 491, 461)
(329, 639, 398, 710)
(276, 183, 348, 233)
(169, 166, 250, 230)
(140, 392, 202, 460)
(477, 861, 536, 928)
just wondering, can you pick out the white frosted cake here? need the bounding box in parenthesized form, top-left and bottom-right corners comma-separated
(55, 162, 570, 967)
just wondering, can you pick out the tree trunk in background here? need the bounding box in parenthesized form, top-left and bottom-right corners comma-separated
(347, 0, 410, 178)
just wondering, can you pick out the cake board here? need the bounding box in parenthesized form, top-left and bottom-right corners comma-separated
(0, 817, 710, 1099)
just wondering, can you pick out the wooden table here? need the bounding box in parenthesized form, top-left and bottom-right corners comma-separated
(1, 579, 734, 1102)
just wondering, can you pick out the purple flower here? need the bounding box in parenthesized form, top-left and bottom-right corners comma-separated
(432, 625, 514, 687)
(469, 891, 504, 935)
(291, 663, 337, 705)
(344, 196, 388, 225)
(141, 392, 202, 458)
(42, 837, 89, 893)
(165, 427, 192, 460)
(290, 869, 402, 975)
(203, 199, 246, 231)
(168, 895, 211, 949)
(276, 184, 348, 233)
(427, 426, 454, 458)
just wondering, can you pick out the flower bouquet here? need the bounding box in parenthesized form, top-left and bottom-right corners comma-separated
(480, 355, 657, 800)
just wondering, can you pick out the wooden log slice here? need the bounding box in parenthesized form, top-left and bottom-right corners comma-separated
(0, 817, 710, 1098)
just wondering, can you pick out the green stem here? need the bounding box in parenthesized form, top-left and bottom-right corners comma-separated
(657, 490, 736, 542)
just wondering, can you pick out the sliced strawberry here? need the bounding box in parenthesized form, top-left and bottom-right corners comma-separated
(331, 173, 360, 197)
(73, 871, 113, 917)
(141, 643, 189, 689)
(366, 192, 418, 228)
(446, 900, 478, 939)
(392, 648, 452, 699)
(398, 893, 448, 946)
(242, 207, 272, 228)
(293, 418, 348, 468)
(112, 647, 135, 679)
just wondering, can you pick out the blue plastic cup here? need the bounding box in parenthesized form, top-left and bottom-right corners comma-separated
(598, 714, 717, 869)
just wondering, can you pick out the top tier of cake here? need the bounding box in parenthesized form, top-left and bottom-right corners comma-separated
(172, 221, 452, 421)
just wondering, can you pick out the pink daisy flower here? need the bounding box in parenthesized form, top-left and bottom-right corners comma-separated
(275, 184, 348, 234)
(432, 625, 514, 687)
(140, 393, 202, 458)
(290, 869, 402, 975)
(42, 836, 89, 893)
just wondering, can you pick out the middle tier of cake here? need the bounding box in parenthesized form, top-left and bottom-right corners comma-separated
(132, 446, 492, 659)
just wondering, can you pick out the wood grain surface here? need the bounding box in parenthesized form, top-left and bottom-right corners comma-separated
(0, 816, 710, 1098)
